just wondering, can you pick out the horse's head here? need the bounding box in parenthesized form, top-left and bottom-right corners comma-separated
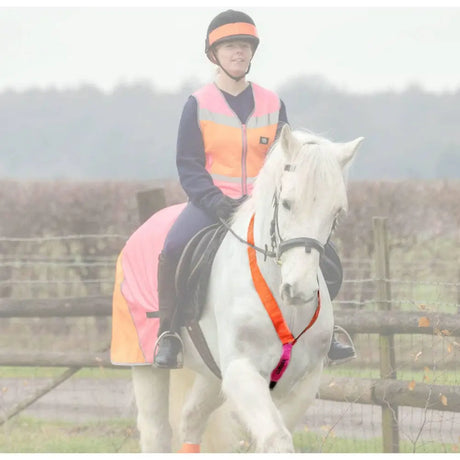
(273, 125, 363, 306)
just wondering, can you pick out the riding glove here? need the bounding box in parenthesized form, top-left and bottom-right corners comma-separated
(215, 195, 248, 221)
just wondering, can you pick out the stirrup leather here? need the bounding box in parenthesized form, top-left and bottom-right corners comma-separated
(153, 331, 184, 369)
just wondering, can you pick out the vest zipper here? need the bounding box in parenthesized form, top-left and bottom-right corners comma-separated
(211, 83, 255, 197)
(241, 124, 248, 195)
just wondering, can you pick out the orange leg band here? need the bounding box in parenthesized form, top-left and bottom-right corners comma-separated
(178, 443, 201, 453)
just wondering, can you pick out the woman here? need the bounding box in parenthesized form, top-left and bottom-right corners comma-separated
(154, 9, 355, 368)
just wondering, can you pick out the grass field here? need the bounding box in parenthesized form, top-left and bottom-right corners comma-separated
(1, 415, 458, 453)
(0, 416, 139, 453)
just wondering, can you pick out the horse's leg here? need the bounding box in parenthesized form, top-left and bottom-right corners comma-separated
(179, 373, 224, 452)
(222, 357, 294, 453)
(131, 366, 172, 452)
(277, 362, 324, 433)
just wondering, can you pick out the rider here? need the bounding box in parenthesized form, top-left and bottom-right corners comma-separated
(153, 9, 355, 369)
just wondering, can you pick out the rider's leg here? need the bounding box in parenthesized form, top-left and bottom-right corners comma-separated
(153, 202, 216, 369)
(320, 241, 356, 363)
(153, 251, 182, 368)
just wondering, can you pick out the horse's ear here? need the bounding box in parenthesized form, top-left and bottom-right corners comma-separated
(280, 124, 302, 160)
(337, 137, 364, 168)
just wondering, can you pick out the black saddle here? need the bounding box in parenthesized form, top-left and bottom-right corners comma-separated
(320, 241, 343, 301)
(174, 222, 228, 326)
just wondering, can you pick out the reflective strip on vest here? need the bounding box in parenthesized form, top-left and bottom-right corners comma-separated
(194, 83, 280, 198)
(197, 107, 280, 130)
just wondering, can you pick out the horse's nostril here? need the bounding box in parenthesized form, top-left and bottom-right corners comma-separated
(281, 283, 293, 301)
(281, 284, 319, 305)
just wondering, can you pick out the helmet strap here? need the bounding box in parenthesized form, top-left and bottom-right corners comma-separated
(211, 49, 251, 82)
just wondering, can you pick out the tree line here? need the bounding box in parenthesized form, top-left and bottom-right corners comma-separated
(1, 75, 459, 180)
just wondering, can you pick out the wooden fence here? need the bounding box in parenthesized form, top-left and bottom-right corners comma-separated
(1, 188, 459, 453)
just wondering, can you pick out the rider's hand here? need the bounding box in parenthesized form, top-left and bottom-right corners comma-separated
(215, 195, 248, 221)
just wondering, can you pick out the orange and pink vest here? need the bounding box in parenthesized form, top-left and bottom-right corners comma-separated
(193, 82, 281, 198)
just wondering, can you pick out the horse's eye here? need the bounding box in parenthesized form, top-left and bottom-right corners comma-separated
(282, 200, 291, 211)
(331, 210, 342, 232)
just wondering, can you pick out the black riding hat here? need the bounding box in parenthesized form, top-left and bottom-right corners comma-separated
(205, 9, 259, 56)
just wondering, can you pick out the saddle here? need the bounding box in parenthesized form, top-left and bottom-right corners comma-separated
(175, 222, 228, 323)
(173, 222, 228, 379)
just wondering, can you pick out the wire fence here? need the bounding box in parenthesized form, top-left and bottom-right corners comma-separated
(0, 229, 459, 453)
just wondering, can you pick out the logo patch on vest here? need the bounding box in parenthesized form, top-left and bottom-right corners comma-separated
(259, 136, 269, 145)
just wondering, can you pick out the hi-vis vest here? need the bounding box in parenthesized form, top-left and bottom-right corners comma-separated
(193, 82, 280, 198)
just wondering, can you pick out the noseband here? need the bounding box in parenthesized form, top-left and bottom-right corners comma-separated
(220, 190, 327, 264)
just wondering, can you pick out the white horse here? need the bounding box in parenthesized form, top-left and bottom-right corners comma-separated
(131, 125, 363, 453)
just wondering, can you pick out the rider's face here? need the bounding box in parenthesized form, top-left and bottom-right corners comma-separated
(214, 40, 253, 77)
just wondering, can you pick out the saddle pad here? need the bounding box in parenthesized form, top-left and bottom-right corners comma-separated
(110, 202, 186, 365)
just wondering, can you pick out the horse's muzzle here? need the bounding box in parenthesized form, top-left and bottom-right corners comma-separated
(280, 283, 319, 305)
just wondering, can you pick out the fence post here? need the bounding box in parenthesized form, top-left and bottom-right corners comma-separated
(136, 188, 167, 225)
(373, 216, 399, 453)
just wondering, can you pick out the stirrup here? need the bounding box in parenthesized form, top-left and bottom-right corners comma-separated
(153, 331, 184, 369)
(326, 325, 357, 366)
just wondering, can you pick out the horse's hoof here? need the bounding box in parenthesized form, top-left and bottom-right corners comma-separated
(259, 429, 294, 453)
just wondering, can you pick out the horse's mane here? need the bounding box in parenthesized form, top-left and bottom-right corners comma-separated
(234, 129, 349, 222)
(252, 130, 343, 205)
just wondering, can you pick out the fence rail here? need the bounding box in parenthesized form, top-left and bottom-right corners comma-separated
(1, 296, 460, 334)
(1, 297, 459, 412)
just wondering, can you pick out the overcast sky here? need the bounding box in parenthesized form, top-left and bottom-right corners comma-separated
(2, 4, 460, 94)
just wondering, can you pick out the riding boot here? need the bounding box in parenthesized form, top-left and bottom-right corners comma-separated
(153, 253, 183, 369)
(321, 241, 356, 364)
(328, 333, 356, 362)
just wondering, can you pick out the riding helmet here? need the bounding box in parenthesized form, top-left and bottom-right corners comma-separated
(205, 9, 259, 57)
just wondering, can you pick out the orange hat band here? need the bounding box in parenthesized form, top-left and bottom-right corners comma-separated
(208, 22, 258, 47)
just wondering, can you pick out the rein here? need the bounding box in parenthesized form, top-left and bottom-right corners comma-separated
(219, 191, 326, 263)
(247, 214, 321, 390)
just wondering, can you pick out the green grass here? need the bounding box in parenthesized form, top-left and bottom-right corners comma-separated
(293, 430, 459, 453)
(0, 366, 131, 379)
(2, 416, 457, 453)
(0, 416, 139, 453)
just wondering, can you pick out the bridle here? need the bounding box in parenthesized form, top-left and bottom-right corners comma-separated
(220, 172, 332, 264)
(270, 190, 325, 263)
(222, 207, 329, 266)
